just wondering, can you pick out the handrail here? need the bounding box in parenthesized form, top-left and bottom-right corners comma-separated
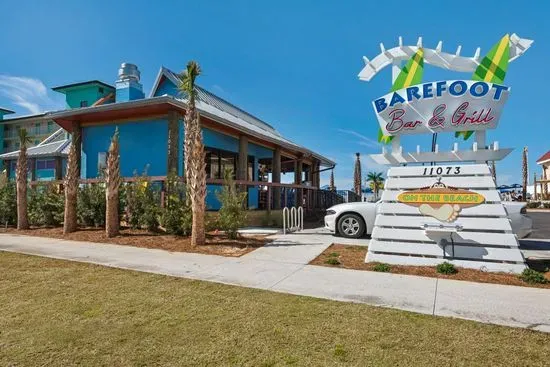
(28, 176, 318, 190)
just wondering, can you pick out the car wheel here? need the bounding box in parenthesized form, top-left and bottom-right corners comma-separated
(337, 213, 365, 238)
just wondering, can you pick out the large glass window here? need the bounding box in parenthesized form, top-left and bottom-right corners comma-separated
(36, 159, 56, 170)
(205, 148, 238, 179)
(220, 151, 236, 178)
(206, 150, 220, 179)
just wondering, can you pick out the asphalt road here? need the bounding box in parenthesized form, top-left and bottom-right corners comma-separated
(527, 212, 550, 239)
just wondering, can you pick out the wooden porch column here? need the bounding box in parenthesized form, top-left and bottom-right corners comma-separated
(237, 135, 248, 180)
(55, 156, 63, 180)
(167, 111, 180, 175)
(71, 121, 82, 177)
(294, 156, 303, 207)
(272, 147, 281, 209)
(312, 160, 320, 209)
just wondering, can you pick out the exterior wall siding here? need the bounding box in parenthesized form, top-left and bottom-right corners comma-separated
(82, 119, 168, 178)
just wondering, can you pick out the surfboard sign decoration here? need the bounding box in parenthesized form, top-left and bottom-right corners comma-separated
(397, 178, 485, 222)
(372, 34, 516, 138)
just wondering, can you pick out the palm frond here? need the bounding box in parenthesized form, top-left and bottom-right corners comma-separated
(177, 61, 202, 100)
(18, 128, 32, 147)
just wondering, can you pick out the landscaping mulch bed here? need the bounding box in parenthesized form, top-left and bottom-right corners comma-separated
(311, 244, 550, 289)
(1, 227, 268, 257)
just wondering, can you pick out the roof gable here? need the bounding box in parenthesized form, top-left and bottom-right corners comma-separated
(149, 66, 281, 137)
(536, 150, 550, 164)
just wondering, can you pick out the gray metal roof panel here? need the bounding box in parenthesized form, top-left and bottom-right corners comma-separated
(0, 139, 70, 160)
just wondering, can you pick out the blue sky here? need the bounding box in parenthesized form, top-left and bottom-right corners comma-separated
(0, 0, 547, 188)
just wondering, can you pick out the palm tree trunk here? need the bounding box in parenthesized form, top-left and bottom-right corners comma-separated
(105, 129, 121, 237)
(16, 146, 29, 229)
(63, 143, 79, 233)
(186, 107, 206, 246)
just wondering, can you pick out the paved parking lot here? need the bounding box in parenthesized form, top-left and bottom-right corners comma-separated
(527, 211, 550, 239)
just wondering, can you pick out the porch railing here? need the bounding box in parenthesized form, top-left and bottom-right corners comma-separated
(29, 176, 344, 212)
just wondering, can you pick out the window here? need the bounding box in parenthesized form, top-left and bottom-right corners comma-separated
(98, 87, 104, 94)
(98, 152, 107, 172)
(34, 140, 40, 145)
(34, 123, 40, 134)
(80, 101, 88, 108)
(247, 156, 254, 181)
(36, 159, 56, 170)
(47, 121, 54, 132)
(220, 151, 236, 178)
(205, 148, 238, 179)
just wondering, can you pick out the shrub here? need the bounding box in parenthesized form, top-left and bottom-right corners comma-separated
(519, 269, 548, 284)
(124, 168, 162, 231)
(543, 202, 550, 209)
(325, 257, 340, 266)
(28, 184, 64, 227)
(527, 201, 541, 209)
(78, 182, 106, 227)
(216, 169, 247, 240)
(373, 263, 391, 272)
(436, 262, 457, 275)
(161, 171, 192, 236)
(0, 172, 16, 226)
(124, 166, 162, 231)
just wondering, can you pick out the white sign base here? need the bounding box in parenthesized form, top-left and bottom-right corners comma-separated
(366, 164, 526, 273)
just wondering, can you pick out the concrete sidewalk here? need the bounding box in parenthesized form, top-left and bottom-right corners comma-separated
(1, 230, 549, 333)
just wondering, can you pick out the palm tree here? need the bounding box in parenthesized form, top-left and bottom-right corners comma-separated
(178, 61, 206, 246)
(63, 142, 79, 234)
(105, 128, 121, 237)
(521, 147, 529, 201)
(353, 153, 362, 196)
(16, 128, 31, 229)
(329, 169, 336, 191)
(366, 171, 384, 200)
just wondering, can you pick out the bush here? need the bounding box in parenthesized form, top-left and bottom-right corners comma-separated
(161, 171, 192, 236)
(216, 169, 247, 239)
(519, 269, 548, 284)
(0, 172, 16, 226)
(325, 257, 340, 266)
(436, 262, 457, 275)
(28, 184, 64, 227)
(543, 202, 550, 209)
(125, 168, 162, 231)
(373, 263, 391, 272)
(527, 201, 541, 209)
(78, 183, 106, 227)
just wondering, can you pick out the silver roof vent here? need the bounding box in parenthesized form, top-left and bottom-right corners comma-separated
(117, 63, 141, 82)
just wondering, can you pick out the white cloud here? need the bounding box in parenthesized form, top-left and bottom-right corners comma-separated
(0, 75, 64, 115)
(336, 128, 380, 149)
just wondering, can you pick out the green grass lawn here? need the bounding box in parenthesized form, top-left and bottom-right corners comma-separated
(1, 252, 549, 366)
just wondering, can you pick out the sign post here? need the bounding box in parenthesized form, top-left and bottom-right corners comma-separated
(358, 34, 533, 273)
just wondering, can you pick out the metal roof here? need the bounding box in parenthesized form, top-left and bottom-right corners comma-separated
(152, 67, 335, 167)
(0, 107, 15, 115)
(0, 129, 70, 160)
(52, 80, 115, 92)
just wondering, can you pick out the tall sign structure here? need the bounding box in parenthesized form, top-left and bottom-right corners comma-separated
(358, 34, 533, 273)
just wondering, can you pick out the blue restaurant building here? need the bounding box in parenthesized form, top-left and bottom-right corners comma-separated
(0, 63, 335, 210)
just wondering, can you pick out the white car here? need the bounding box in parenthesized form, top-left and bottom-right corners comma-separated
(324, 201, 532, 239)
